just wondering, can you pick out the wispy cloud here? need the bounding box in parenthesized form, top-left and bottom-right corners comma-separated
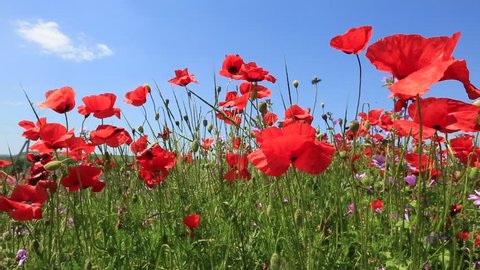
(16, 20, 113, 62)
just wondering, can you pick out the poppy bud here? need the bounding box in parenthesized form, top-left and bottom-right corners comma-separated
(155, 112, 160, 120)
(349, 120, 360, 132)
(293, 80, 299, 88)
(259, 102, 268, 115)
(266, 204, 273, 217)
(321, 102, 325, 108)
(44, 160, 63, 171)
(138, 125, 144, 134)
(164, 99, 170, 106)
(468, 167, 479, 181)
(339, 151, 348, 159)
(183, 115, 189, 122)
(321, 114, 328, 121)
(364, 120, 370, 130)
(207, 123, 214, 133)
(217, 86, 222, 93)
(453, 170, 463, 181)
(191, 139, 200, 153)
(294, 209, 304, 226)
(175, 121, 180, 127)
(203, 119, 208, 127)
(270, 253, 281, 270)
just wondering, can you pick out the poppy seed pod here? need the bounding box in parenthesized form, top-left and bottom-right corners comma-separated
(207, 123, 214, 133)
(203, 119, 208, 127)
(164, 99, 169, 106)
(217, 86, 222, 93)
(155, 112, 160, 120)
(138, 125, 144, 134)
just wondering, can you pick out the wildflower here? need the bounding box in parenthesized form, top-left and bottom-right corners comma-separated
(78, 93, 121, 119)
(457, 231, 470, 241)
(404, 175, 417, 188)
(16, 249, 27, 266)
(366, 32, 480, 99)
(168, 68, 197, 87)
(330, 26, 373, 54)
(136, 145, 176, 188)
(38, 86, 76, 114)
(124, 84, 150, 106)
(369, 198, 384, 213)
(248, 122, 335, 177)
(450, 203, 462, 217)
(283, 105, 314, 126)
(219, 54, 245, 79)
(183, 214, 200, 237)
(0, 185, 48, 221)
(345, 203, 355, 216)
(60, 165, 105, 193)
(90, 125, 133, 147)
(224, 152, 251, 182)
(468, 190, 480, 208)
(130, 135, 149, 154)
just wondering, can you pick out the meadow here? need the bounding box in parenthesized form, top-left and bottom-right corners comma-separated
(1, 26, 480, 269)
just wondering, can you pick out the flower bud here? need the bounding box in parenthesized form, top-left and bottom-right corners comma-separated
(293, 80, 299, 88)
(191, 139, 200, 153)
(468, 167, 479, 181)
(203, 119, 208, 127)
(44, 160, 63, 171)
(155, 112, 160, 120)
(349, 120, 360, 132)
(137, 125, 144, 134)
(164, 99, 170, 106)
(259, 102, 268, 115)
(207, 123, 214, 133)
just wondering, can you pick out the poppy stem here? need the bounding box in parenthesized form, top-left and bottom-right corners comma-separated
(355, 54, 363, 120)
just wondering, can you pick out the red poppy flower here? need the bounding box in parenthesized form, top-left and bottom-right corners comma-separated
(239, 82, 272, 99)
(183, 213, 200, 230)
(283, 105, 313, 127)
(124, 84, 150, 107)
(224, 152, 251, 182)
(330, 26, 373, 54)
(218, 91, 249, 110)
(0, 184, 48, 221)
(394, 97, 480, 140)
(0, 160, 11, 168)
(239, 62, 276, 83)
(64, 137, 95, 161)
(78, 93, 121, 119)
(18, 117, 47, 141)
(219, 54, 245, 79)
(90, 125, 133, 147)
(168, 68, 197, 87)
(369, 198, 384, 212)
(136, 144, 176, 188)
(29, 123, 74, 152)
(60, 165, 104, 192)
(450, 135, 480, 167)
(131, 135, 149, 154)
(38, 86, 76, 114)
(248, 122, 335, 177)
(366, 32, 480, 99)
(216, 109, 242, 125)
(457, 231, 470, 241)
(263, 112, 278, 127)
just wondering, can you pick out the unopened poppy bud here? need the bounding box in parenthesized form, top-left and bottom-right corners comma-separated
(293, 80, 299, 88)
(349, 120, 360, 132)
(155, 112, 160, 120)
(266, 204, 273, 217)
(164, 99, 170, 106)
(364, 120, 370, 130)
(294, 209, 304, 226)
(44, 160, 63, 171)
(217, 86, 222, 93)
(473, 100, 480, 107)
(321, 114, 328, 121)
(183, 115, 189, 122)
(203, 119, 208, 127)
(175, 121, 180, 127)
(453, 170, 463, 181)
(207, 123, 214, 133)
(468, 167, 479, 181)
(259, 102, 268, 115)
(339, 151, 348, 159)
(191, 139, 200, 153)
(321, 102, 325, 108)
(270, 253, 281, 270)
(138, 125, 144, 134)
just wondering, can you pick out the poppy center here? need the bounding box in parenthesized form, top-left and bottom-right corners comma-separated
(228, 66, 239, 74)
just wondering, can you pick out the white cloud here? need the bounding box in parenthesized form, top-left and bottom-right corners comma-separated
(16, 20, 113, 62)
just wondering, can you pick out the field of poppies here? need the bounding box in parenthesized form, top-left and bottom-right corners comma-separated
(1, 25, 480, 269)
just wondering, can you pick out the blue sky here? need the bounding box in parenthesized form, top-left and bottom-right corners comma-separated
(0, 1, 479, 154)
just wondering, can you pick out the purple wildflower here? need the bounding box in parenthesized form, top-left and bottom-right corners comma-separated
(16, 249, 27, 266)
(404, 175, 416, 188)
(345, 203, 355, 216)
(468, 190, 480, 208)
